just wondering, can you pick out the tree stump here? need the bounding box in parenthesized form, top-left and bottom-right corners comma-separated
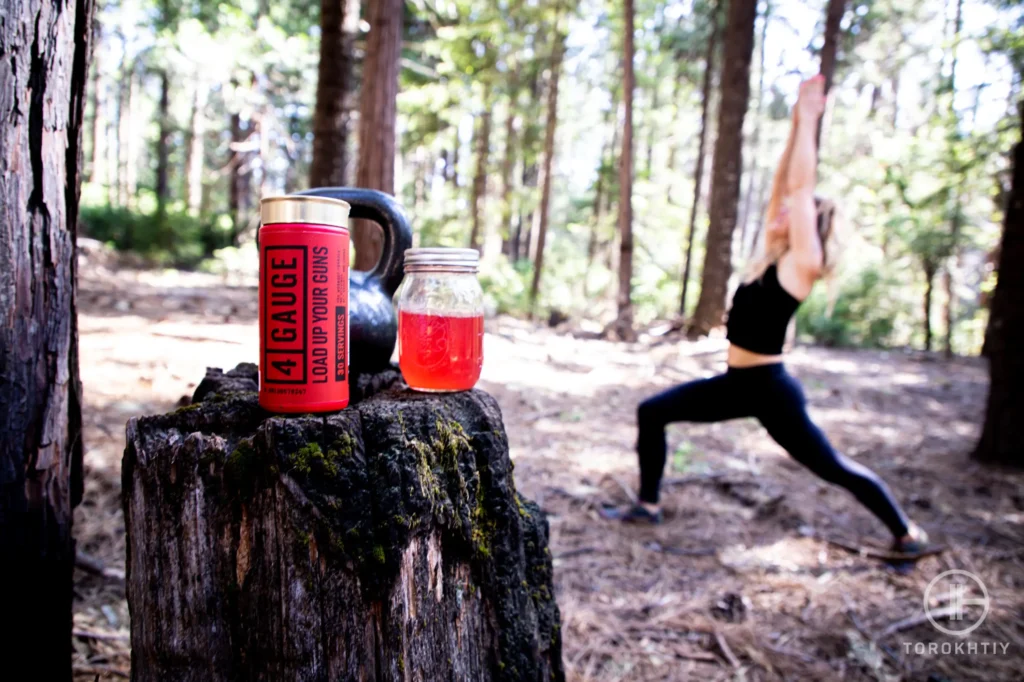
(123, 364, 564, 681)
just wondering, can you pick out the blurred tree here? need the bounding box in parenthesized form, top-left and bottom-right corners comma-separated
(309, 0, 359, 187)
(470, 83, 493, 252)
(530, 3, 567, 313)
(817, 0, 847, 145)
(974, 106, 1024, 466)
(0, 0, 93, 673)
(690, 0, 756, 337)
(611, 0, 636, 338)
(355, 0, 403, 270)
(942, 0, 964, 358)
(153, 0, 181, 216)
(680, 0, 719, 318)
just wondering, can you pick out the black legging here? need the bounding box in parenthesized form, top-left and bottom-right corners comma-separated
(637, 363, 910, 538)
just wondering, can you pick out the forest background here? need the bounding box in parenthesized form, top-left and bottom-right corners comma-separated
(81, 0, 1021, 352)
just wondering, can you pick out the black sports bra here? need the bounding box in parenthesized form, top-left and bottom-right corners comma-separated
(726, 264, 801, 355)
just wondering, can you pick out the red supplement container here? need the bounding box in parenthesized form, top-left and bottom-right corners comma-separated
(259, 196, 351, 412)
(397, 248, 483, 392)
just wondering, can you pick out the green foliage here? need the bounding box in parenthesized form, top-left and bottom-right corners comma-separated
(797, 267, 899, 348)
(79, 204, 233, 268)
(479, 257, 532, 316)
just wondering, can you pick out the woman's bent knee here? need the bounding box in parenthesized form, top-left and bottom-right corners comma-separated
(637, 398, 663, 428)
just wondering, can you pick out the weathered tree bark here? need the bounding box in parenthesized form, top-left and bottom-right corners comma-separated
(155, 70, 172, 216)
(528, 26, 565, 314)
(688, 0, 756, 338)
(612, 0, 636, 339)
(469, 85, 493, 254)
(0, 0, 92, 675)
(817, 0, 846, 146)
(974, 110, 1024, 466)
(124, 365, 565, 681)
(310, 0, 358, 188)
(354, 0, 403, 271)
(680, 0, 719, 318)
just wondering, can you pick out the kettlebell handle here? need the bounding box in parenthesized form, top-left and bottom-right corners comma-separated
(296, 187, 413, 297)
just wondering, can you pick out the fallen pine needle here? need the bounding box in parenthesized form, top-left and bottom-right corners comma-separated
(714, 629, 741, 669)
(878, 606, 959, 639)
(73, 664, 129, 679)
(73, 629, 129, 641)
(76, 550, 126, 582)
(819, 536, 945, 562)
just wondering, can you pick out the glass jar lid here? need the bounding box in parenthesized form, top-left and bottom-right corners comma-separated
(404, 248, 479, 273)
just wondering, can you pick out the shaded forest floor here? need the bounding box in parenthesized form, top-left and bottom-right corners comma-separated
(73, 254, 1024, 681)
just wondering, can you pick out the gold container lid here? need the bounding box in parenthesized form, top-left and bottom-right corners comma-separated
(261, 195, 351, 228)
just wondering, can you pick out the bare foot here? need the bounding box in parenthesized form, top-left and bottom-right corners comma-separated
(795, 74, 826, 125)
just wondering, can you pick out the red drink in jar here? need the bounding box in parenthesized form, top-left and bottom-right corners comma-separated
(259, 196, 351, 412)
(398, 311, 483, 392)
(397, 248, 484, 393)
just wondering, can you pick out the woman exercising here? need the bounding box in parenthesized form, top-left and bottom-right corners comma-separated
(603, 75, 926, 554)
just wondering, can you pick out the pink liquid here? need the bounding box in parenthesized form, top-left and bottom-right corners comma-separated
(399, 311, 484, 392)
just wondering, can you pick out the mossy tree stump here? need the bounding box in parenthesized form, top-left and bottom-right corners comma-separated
(123, 364, 564, 681)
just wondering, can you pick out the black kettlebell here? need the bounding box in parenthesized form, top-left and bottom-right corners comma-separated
(295, 187, 413, 375)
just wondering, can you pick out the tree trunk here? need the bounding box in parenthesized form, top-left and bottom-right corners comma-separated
(689, 0, 755, 337)
(817, 0, 846, 145)
(155, 70, 171, 216)
(529, 26, 565, 314)
(738, 0, 768, 259)
(644, 69, 660, 177)
(923, 259, 936, 352)
(88, 15, 103, 186)
(516, 72, 542, 263)
(974, 110, 1024, 465)
(229, 112, 249, 243)
(0, 0, 92, 675)
(124, 365, 565, 680)
(612, 0, 636, 339)
(448, 126, 460, 187)
(125, 68, 139, 209)
(309, 0, 358, 188)
(116, 53, 133, 207)
(469, 86, 493, 253)
(680, 0, 720, 318)
(354, 0, 403, 271)
(587, 104, 616, 278)
(500, 77, 519, 259)
(747, 169, 769, 258)
(944, 0, 964, 359)
(184, 83, 207, 217)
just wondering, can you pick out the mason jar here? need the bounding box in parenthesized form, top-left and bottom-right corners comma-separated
(397, 248, 484, 392)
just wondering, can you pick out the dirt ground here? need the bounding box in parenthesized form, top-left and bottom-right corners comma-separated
(72, 255, 1024, 681)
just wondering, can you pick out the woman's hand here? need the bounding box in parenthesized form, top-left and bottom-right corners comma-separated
(765, 206, 790, 249)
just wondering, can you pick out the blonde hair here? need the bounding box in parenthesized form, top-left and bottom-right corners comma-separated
(744, 198, 843, 281)
(743, 197, 846, 314)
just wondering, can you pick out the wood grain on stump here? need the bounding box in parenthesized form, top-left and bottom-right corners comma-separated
(123, 364, 564, 681)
